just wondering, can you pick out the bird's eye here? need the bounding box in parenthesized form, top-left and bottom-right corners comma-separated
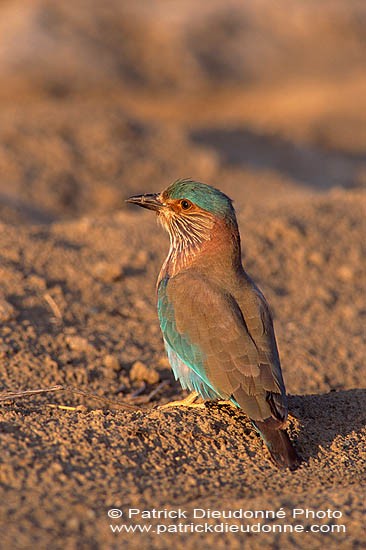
(180, 200, 192, 211)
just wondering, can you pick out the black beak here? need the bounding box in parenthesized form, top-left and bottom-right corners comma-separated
(125, 193, 163, 212)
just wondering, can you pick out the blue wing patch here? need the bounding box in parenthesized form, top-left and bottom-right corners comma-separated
(158, 277, 221, 401)
(164, 338, 219, 400)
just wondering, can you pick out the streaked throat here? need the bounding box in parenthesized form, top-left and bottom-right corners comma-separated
(159, 211, 214, 277)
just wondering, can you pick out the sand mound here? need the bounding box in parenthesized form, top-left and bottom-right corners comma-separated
(0, 189, 365, 549)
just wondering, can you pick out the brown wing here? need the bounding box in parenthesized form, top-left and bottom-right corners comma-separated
(165, 270, 287, 422)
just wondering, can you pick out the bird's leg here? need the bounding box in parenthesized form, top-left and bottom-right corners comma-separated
(159, 391, 206, 409)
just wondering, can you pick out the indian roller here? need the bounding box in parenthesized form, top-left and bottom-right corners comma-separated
(127, 179, 300, 470)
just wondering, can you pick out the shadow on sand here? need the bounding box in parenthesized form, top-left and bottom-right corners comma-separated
(287, 388, 366, 463)
(206, 388, 366, 465)
(191, 127, 366, 190)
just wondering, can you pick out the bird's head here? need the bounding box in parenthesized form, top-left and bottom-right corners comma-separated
(126, 179, 238, 252)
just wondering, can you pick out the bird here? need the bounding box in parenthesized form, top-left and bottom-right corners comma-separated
(126, 179, 300, 470)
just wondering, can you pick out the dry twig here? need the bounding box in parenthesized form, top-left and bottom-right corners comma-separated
(0, 385, 140, 411)
(43, 293, 63, 319)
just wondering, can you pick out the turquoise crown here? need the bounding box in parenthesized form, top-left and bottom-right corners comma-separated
(164, 179, 236, 222)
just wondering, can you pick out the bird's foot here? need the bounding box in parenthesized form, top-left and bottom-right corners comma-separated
(158, 391, 206, 409)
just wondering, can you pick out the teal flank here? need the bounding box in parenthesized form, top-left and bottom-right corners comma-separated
(127, 179, 300, 470)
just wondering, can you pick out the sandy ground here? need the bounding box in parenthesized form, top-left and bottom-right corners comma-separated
(0, 2, 365, 549)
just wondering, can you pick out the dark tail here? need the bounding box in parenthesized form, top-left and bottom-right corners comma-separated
(253, 420, 301, 471)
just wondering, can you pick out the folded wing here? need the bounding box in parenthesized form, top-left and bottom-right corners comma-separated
(158, 271, 287, 423)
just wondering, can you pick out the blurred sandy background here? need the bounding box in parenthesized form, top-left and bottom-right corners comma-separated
(0, 2, 365, 550)
(0, 0, 365, 223)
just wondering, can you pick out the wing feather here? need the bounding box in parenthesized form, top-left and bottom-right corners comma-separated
(158, 271, 287, 422)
